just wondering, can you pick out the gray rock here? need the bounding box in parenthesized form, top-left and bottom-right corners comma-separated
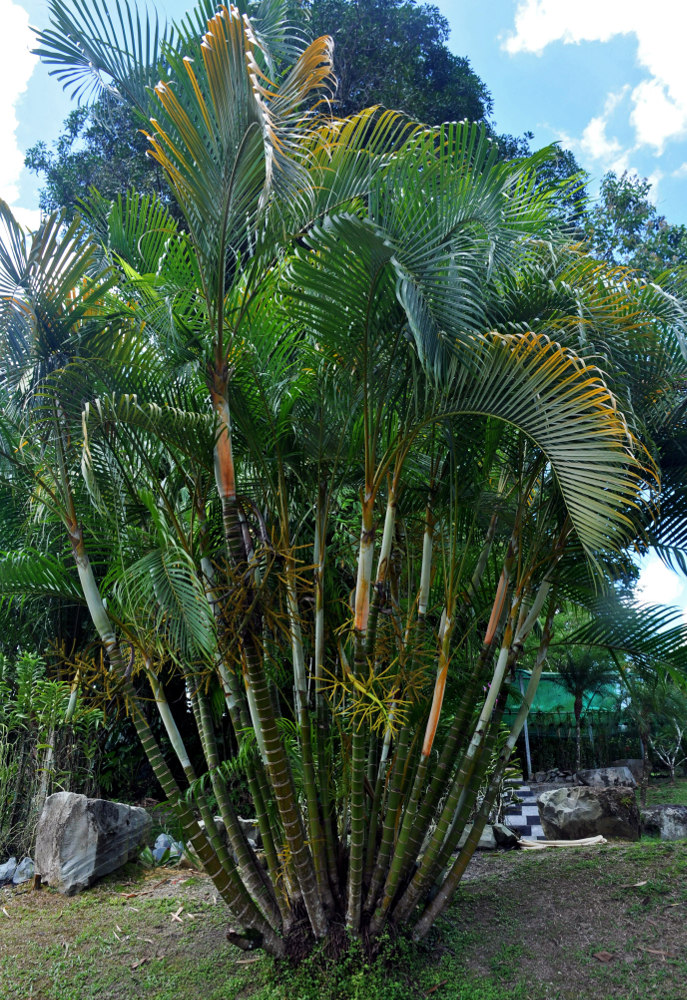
(35, 791, 152, 894)
(238, 818, 260, 848)
(457, 823, 497, 850)
(611, 759, 645, 783)
(492, 823, 520, 848)
(576, 766, 636, 789)
(0, 857, 17, 885)
(641, 804, 687, 841)
(537, 786, 640, 841)
(154, 833, 173, 852)
(12, 857, 34, 884)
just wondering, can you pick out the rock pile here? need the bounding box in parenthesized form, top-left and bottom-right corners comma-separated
(0, 856, 34, 887)
(533, 768, 576, 784)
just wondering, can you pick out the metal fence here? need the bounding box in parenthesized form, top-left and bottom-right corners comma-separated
(515, 708, 641, 775)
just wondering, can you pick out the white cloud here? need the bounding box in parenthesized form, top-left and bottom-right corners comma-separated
(630, 79, 685, 153)
(503, 1, 687, 152)
(636, 556, 684, 608)
(11, 206, 41, 231)
(577, 89, 628, 164)
(672, 162, 687, 179)
(645, 169, 664, 206)
(0, 0, 37, 213)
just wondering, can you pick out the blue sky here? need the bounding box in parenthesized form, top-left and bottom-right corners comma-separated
(2, 0, 687, 613)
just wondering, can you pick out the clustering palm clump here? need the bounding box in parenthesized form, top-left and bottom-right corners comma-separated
(1, 0, 687, 962)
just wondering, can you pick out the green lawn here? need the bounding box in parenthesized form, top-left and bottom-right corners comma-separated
(3, 839, 687, 1000)
(645, 775, 687, 806)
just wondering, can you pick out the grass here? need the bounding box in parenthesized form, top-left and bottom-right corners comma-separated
(3, 837, 687, 1000)
(645, 775, 687, 806)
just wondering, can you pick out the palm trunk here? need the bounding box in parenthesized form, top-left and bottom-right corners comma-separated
(212, 387, 327, 939)
(68, 521, 284, 954)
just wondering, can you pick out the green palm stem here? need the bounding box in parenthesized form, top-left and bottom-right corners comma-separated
(313, 503, 341, 898)
(373, 595, 457, 927)
(284, 549, 333, 912)
(379, 630, 497, 909)
(197, 525, 286, 910)
(368, 529, 517, 932)
(412, 598, 557, 940)
(393, 687, 510, 927)
(67, 522, 282, 952)
(190, 685, 283, 930)
(363, 717, 413, 915)
(197, 551, 284, 905)
(369, 585, 521, 934)
(214, 656, 286, 913)
(364, 497, 433, 913)
(395, 619, 505, 883)
(142, 666, 257, 893)
(346, 488, 377, 933)
(126, 687, 285, 954)
(401, 573, 558, 925)
(463, 513, 498, 610)
(363, 701, 397, 882)
(212, 389, 328, 939)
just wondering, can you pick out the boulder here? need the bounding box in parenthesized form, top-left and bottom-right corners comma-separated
(152, 833, 183, 863)
(35, 792, 151, 894)
(537, 786, 641, 841)
(576, 766, 637, 789)
(611, 759, 645, 783)
(641, 804, 687, 841)
(12, 857, 34, 885)
(0, 857, 17, 886)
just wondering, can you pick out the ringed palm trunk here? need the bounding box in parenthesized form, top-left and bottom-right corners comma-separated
(67, 521, 285, 954)
(212, 387, 328, 939)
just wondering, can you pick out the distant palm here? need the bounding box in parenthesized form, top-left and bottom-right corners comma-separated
(555, 651, 618, 772)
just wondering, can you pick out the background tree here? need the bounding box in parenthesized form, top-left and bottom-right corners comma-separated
(26, 0, 546, 221)
(24, 98, 172, 222)
(306, 0, 491, 123)
(585, 170, 687, 278)
(554, 650, 618, 772)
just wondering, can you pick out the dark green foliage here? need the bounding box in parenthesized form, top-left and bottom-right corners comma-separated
(24, 98, 170, 221)
(306, 0, 492, 124)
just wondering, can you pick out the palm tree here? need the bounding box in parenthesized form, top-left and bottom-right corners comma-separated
(554, 650, 618, 772)
(0, 0, 684, 961)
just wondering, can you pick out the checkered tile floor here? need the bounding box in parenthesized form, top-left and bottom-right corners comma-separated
(503, 783, 545, 840)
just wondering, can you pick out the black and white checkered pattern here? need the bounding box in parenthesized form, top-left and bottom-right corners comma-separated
(503, 783, 545, 840)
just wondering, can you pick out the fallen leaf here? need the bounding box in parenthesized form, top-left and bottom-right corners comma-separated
(131, 958, 149, 970)
(1, 907, 10, 918)
(185, 913, 196, 920)
(171, 906, 184, 923)
(425, 981, 448, 996)
(593, 951, 614, 963)
(236, 958, 261, 965)
(639, 947, 676, 959)
(139, 937, 154, 945)
(622, 880, 648, 888)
